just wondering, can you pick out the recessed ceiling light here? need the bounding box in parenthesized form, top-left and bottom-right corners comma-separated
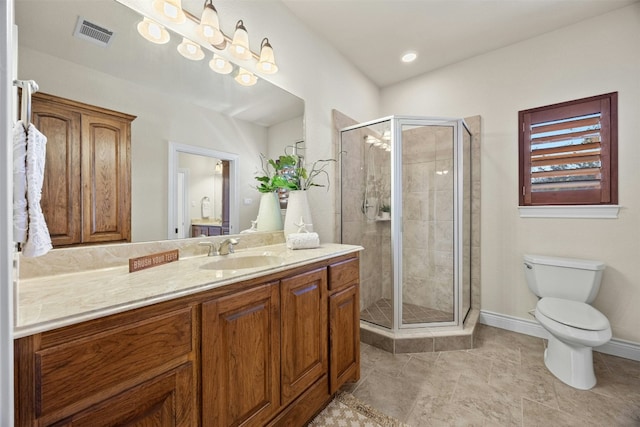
(401, 51, 417, 63)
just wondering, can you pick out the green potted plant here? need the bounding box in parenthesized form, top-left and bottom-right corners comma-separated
(380, 203, 391, 220)
(254, 154, 298, 193)
(253, 154, 296, 231)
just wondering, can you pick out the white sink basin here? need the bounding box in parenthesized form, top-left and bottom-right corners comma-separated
(200, 254, 284, 271)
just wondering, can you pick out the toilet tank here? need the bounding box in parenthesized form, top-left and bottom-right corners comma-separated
(523, 254, 605, 303)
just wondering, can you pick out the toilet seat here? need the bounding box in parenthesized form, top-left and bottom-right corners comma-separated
(537, 297, 609, 331)
(535, 301, 611, 348)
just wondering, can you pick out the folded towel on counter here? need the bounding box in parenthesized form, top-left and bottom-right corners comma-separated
(286, 232, 320, 250)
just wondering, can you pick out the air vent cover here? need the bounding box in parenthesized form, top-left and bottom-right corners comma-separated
(73, 16, 114, 47)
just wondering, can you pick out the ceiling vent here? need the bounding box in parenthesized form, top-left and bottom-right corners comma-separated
(73, 17, 114, 47)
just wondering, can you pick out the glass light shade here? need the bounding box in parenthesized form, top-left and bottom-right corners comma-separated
(209, 54, 233, 74)
(177, 38, 204, 60)
(257, 38, 278, 74)
(200, 1, 224, 46)
(152, 0, 185, 24)
(235, 68, 257, 86)
(230, 20, 251, 60)
(137, 17, 170, 44)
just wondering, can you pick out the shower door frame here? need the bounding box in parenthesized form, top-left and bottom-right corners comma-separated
(339, 116, 472, 332)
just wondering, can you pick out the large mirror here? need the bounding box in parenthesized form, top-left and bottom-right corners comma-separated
(15, 0, 304, 243)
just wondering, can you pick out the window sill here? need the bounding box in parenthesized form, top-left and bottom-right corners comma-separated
(518, 205, 620, 219)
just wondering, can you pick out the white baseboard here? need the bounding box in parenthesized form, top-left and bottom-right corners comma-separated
(479, 310, 640, 362)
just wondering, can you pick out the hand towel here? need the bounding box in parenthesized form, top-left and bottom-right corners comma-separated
(13, 121, 28, 243)
(22, 123, 52, 257)
(286, 232, 320, 250)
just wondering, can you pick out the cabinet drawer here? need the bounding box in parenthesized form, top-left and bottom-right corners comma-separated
(34, 307, 193, 416)
(328, 257, 359, 291)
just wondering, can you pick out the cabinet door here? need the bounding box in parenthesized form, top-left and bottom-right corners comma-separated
(32, 100, 82, 246)
(202, 282, 280, 427)
(81, 113, 131, 244)
(52, 363, 194, 427)
(191, 225, 208, 237)
(281, 268, 327, 405)
(329, 284, 360, 394)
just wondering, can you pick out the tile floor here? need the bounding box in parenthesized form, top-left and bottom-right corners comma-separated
(340, 324, 640, 426)
(361, 298, 453, 328)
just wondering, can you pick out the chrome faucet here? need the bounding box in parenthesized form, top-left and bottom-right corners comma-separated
(199, 241, 218, 256)
(218, 238, 239, 255)
(199, 238, 239, 256)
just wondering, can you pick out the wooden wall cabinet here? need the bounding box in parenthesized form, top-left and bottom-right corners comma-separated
(31, 92, 135, 247)
(15, 253, 360, 426)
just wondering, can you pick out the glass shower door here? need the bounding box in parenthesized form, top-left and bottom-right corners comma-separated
(340, 118, 394, 330)
(397, 119, 456, 327)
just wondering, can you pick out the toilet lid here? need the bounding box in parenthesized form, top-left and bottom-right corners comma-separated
(537, 297, 610, 331)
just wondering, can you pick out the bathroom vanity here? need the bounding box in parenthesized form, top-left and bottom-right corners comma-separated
(14, 241, 361, 426)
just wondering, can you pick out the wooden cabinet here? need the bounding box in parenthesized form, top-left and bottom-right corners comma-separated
(15, 253, 360, 426)
(202, 282, 280, 427)
(281, 268, 327, 405)
(14, 303, 197, 426)
(328, 257, 361, 393)
(31, 92, 135, 247)
(191, 224, 222, 237)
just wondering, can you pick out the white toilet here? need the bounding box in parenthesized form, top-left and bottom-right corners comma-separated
(523, 254, 612, 390)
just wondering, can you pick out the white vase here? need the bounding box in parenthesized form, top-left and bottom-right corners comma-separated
(256, 192, 283, 232)
(284, 190, 314, 237)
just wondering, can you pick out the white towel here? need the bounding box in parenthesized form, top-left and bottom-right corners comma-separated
(21, 123, 52, 257)
(286, 232, 320, 250)
(13, 121, 28, 243)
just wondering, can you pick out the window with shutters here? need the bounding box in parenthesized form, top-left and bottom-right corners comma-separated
(519, 92, 617, 206)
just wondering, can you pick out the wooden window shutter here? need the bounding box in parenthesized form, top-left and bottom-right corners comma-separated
(519, 93, 617, 206)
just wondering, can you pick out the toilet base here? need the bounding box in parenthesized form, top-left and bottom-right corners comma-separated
(544, 334, 596, 390)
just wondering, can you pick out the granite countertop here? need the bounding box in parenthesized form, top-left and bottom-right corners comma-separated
(15, 243, 362, 338)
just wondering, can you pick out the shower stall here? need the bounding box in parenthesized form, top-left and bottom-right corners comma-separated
(339, 116, 476, 351)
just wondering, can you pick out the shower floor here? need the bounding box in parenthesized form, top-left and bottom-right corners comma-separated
(360, 298, 453, 328)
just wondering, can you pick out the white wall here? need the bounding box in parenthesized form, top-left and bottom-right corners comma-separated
(267, 115, 304, 160)
(380, 3, 640, 343)
(223, 3, 380, 241)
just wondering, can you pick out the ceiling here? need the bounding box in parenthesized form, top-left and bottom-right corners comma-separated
(281, 0, 639, 87)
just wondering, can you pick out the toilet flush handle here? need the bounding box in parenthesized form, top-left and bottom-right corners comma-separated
(524, 262, 533, 269)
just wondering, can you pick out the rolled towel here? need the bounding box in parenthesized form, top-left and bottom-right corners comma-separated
(286, 232, 320, 250)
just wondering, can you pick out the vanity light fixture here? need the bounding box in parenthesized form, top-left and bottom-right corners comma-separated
(199, 0, 224, 47)
(137, 17, 170, 44)
(230, 20, 252, 60)
(257, 38, 278, 74)
(152, 0, 185, 24)
(209, 54, 233, 74)
(235, 67, 258, 86)
(177, 37, 204, 60)
(129, 0, 279, 85)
